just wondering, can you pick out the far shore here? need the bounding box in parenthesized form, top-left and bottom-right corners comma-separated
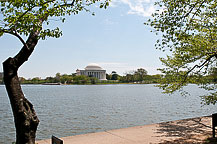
(23, 83, 158, 85)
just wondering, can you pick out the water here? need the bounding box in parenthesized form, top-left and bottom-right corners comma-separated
(0, 84, 216, 143)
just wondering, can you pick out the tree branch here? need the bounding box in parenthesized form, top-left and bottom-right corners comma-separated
(1, 29, 28, 50)
(2, 0, 78, 69)
(182, 53, 217, 83)
(183, 1, 200, 18)
(16, 0, 55, 22)
(13, 30, 40, 69)
(38, 0, 76, 23)
(182, 0, 206, 33)
(188, 0, 206, 24)
(54, 0, 76, 8)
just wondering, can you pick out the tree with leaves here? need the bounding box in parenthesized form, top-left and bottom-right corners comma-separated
(0, 0, 110, 143)
(208, 67, 217, 83)
(73, 75, 89, 84)
(111, 71, 119, 80)
(147, 0, 217, 105)
(134, 68, 147, 82)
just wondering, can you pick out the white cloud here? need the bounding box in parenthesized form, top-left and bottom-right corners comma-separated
(111, 0, 157, 17)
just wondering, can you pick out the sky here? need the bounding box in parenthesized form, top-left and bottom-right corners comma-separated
(0, 0, 166, 79)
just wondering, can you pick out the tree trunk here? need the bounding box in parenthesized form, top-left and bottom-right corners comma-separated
(3, 32, 40, 144)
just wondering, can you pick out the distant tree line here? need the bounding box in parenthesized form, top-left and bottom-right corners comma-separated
(18, 68, 163, 85)
(106, 68, 162, 84)
(19, 72, 103, 85)
(13, 67, 217, 85)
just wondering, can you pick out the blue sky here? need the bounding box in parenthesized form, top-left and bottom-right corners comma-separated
(0, 0, 165, 79)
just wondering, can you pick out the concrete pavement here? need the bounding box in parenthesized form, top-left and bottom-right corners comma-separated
(36, 116, 212, 144)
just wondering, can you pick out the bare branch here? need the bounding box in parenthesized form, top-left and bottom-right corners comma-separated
(13, 29, 29, 50)
(182, 53, 217, 83)
(1, 29, 28, 49)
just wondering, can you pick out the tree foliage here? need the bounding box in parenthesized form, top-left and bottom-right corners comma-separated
(147, 0, 217, 105)
(120, 68, 154, 83)
(73, 75, 89, 84)
(0, 0, 110, 41)
(134, 68, 148, 82)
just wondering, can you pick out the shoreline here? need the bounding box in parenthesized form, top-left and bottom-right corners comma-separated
(36, 116, 212, 144)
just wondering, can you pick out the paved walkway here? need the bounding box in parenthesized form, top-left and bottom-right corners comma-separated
(36, 116, 212, 144)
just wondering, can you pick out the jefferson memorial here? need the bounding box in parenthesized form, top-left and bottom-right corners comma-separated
(76, 63, 107, 80)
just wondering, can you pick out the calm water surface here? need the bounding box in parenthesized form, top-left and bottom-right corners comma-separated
(0, 84, 216, 143)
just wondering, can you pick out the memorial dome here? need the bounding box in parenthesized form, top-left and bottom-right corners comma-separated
(85, 63, 103, 70)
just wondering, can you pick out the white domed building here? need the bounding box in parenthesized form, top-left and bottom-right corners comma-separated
(76, 63, 107, 80)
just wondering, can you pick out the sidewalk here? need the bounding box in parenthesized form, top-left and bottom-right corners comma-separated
(36, 116, 212, 144)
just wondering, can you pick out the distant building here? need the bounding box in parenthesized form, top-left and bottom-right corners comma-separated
(76, 63, 107, 80)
